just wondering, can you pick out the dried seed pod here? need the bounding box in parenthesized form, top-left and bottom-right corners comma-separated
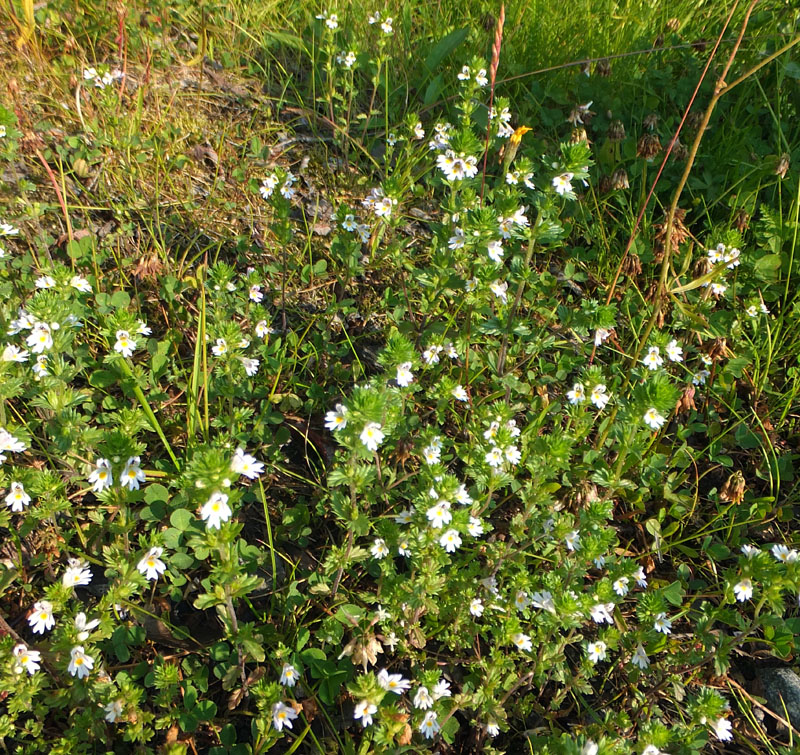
(596, 59, 612, 77)
(706, 337, 729, 362)
(671, 138, 689, 162)
(611, 167, 629, 190)
(686, 111, 704, 133)
(776, 153, 790, 179)
(570, 126, 589, 145)
(621, 252, 642, 277)
(666, 17, 681, 31)
(719, 470, 746, 504)
(637, 133, 662, 160)
(675, 384, 696, 414)
(608, 119, 626, 142)
(734, 209, 750, 233)
(643, 113, 660, 131)
(598, 174, 613, 194)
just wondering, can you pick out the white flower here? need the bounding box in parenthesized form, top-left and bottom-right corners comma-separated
(201, 491, 232, 530)
(666, 339, 683, 362)
(567, 383, 585, 404)
(590, 603, 614, 624)
(413, 686, 434, 709)
(485, 446, 504, 468)
(0, 427, 27, 453)
(360, 422, 385, 451)
(587, 640, 607, 664)
(211, 338, 227, 357)
(241, 357, 260, 376)
(565, 530, 581, 551)
(280, 663, 299, 687)
(70, 275, 92, 293)
(725, 247, 741, 268)
(653, 612, 672, 634)
(353, 699, 377, 727)
(514, 590, 530, 611)
(0, 222, 20, 236)
(457, 65, 471, 81)
(104, 699, 124, 723)
(13, 644, 41, 675)
(708, 243, 725, 264)
(643, 407, 666, 430)
(612, 576, 629, 596)
(761, 302, 770, 314)
(552, 172, 574, 195)
(137, 320, 152, 336)
(324, 403, 348, 431)
(371, 538, 389, 559)
(337, 50, 357, 68)
(37, 275, 58, 290)
(114, 330, 136, 357)
(422, 444, 441, 465)
(634, 566, 648, 588)
(439, 528, 462, 553)
(28, 600, 55, 634)
(642, 346, 663, 370)
(475, 68, 488, 86)
(68, 646, 94, 679)
(733, 577, 753, 602)
(432, 679, 451, 699)
(512, 633, 532, 652)
(32, 354, 48, 378)
(772, 543, 799, 563)
(468, 516, 484, 537)
(377, 669, 411, 694)
(137, 547, 166, 581)
(710, 282, 727, 296)
(5, 482, 30, 512)
(489, 279, 508, 303)
(422, 344, 443, 365)
(693, 369, 710, 386)
(260, 174, 279, 199)
(582, 741, 599, 755)
(2, 344, 28, 362)
(426, 501, 452, 529)
(741, 544, 759, 558)
(470, 598, 484, 616)
(74, 612, 100, 641)
(631, 643, 650, 669)
(121, 456, 145, 490)
(380, 16, 393, 34)
(88, 458, 113, 493)
(465, 277, 478, 292)
(487, 239, 504, 263)
(504, 445, 521, 465)
(452, 384, 468, 402)
(63, 558, 92, 587)
(231, 447, 265, 479)
(590, 384, 610, 409)
(486, 721, 500, 737)
(413, 122, 425, 139)
(394, 509, 413, 524)
(272, 701, 298, 732)
(712, 717, 733, 741)
(249, 284, 263, 303)
(531, 590, 556, 613)
(396, 362, 414, 387)
(341, 213, 358, 232)
(27, 322, 53, 353)
(595, 328, 611, 346)
(419, 711, 440, 739)
(255, 320, 273, 338)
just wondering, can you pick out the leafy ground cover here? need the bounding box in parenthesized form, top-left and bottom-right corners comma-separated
(1, 0, 800, 753)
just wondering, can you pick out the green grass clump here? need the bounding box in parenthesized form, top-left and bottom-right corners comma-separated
(0, 0, 799, 753)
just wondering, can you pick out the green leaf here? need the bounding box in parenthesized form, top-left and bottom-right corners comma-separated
(170, 508, 193, 531)
(423, 28, 469, 77)
(334, 603, 364, 626)
(145, 483, 169, 504)
(753, 253, 782, 282)
(89, 370, 119, 388)
(662, 580, 685, 607)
